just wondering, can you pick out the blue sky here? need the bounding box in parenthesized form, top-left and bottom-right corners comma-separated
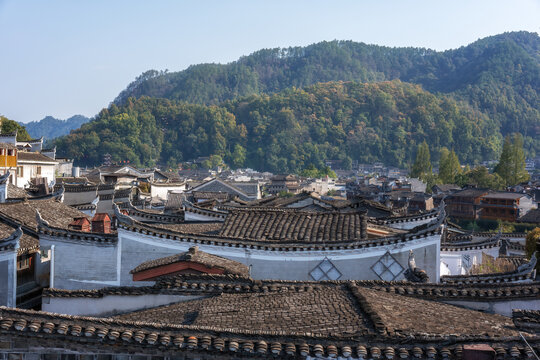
(0, 0, 539, 123)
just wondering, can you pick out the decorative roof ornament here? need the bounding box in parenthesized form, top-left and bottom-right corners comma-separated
(436, 199, 446, 223)
(113, 202, 133, 226)
(404, 250, 430, 283)
(0, 171, 10, 185)
(516, 252, 537, 275)
(185, 246, 198, 261)
(52, 184, 65, 202)
(35, 209, 51, 229)
(180, 194, 193, 210)
(0, 226, 23, 251)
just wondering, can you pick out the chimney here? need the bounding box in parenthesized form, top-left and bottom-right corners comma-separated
(462, 345, 495, 360)
(69, 217, 91, 232)
(92, 213, 111, 234)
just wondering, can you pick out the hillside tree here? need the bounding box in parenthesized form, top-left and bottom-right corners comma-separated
(411, 141, 432, 179)
(494, 133, 529, 186)
(438, 148, 461, 184)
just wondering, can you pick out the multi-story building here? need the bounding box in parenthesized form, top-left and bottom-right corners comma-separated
(445, 188, 490, 220)
(479, 192, 535, 222)
(446, 189, 535, 222)
(267, 174, 300, 195)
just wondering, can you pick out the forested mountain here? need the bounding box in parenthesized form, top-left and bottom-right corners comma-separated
(21, 115, 90, 140)
(55, 81, 501, 172)
(0, 116, 31, 141)
(113, 31, 540, 156)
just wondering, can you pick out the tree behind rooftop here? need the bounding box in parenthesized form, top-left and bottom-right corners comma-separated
(438, 148, 461, 184)
(0, 115, 32, 141)
(494, 133, 529, 186)
(411, 141, 432, 179)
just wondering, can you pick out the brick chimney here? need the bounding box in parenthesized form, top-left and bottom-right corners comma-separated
(92, 213, 111, 234)
(69, 217, 91, 232)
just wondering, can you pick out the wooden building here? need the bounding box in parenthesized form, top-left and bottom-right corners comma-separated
(479, 192, 535, 222)
(445, 188, 489, 220)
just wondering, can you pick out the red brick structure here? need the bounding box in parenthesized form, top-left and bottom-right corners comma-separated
(91, 213, 111, 233)
(68, 217, 91, 232)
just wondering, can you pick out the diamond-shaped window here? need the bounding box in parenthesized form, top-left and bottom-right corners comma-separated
(310, 257, 342, 281)
(371, 251, 404, 281)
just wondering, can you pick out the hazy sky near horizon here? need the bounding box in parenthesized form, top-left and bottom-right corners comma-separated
(1, 0, 539, 124)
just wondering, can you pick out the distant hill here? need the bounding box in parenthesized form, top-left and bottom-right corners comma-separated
(113, 31, 540, 156)
(21, 115, 90, 140)
(55, 81, 501, 172)
(0, 116, 32, 141)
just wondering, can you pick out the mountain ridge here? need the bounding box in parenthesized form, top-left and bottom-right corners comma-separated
(53, 32, 539, 170)
(112, 31, 540, 155)
(55, 80, 501, 172)
(21, 115, 90, 140)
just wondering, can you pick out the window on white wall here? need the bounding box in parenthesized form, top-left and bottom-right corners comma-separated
(310, 257, 342, 281)
(371, 251, 404, 281)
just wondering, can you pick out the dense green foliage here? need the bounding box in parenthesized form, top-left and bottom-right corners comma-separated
(299, 165, 337, 179)
(411, 141, 432, 179)
(494, 133, 530, 186)
(21, 115, 90, 140)
(56, 81, 502, 173)
(0, 116, 32, 141)
(455, 166, 505, 190)
(438, 148, 461, 184)
(114, 32, 540, 156)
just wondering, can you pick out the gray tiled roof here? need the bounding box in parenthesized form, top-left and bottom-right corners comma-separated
(0, 199, 89, 231)
(130, 246, 249, 276)
(17, 151, 57, 163)
(219, 209, 370, 242)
